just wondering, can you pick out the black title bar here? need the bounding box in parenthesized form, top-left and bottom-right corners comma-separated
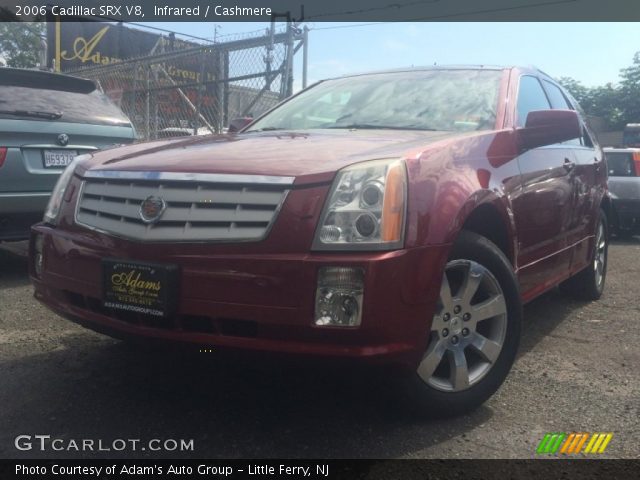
(2, 459, 639, 480)
(1, 0, 640, 22)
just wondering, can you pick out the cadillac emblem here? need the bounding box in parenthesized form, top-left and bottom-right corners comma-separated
(57, 133, 69, 146)
(139, 196, 166, 224)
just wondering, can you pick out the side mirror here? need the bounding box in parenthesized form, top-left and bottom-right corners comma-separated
(228, 117, 253, 133)
(517, 109, 581, 151)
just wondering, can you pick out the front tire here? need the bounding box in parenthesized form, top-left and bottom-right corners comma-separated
(403, 230, 522, 417)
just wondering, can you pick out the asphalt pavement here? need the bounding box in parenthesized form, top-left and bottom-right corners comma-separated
(0, 239, 638, 459)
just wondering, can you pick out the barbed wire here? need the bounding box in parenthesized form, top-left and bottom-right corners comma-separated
(122, 22, 288, 45)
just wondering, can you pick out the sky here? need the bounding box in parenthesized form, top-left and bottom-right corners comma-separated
(149, 22, 640, 90)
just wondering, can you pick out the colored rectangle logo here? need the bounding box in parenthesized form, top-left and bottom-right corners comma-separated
(536, 433, 613, 455)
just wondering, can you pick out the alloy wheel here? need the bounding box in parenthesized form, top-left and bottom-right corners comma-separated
(417, 259, 508, 392)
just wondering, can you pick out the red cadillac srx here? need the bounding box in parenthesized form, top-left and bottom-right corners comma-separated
(29, 66, 609, 414)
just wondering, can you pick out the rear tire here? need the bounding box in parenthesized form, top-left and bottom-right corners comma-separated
(401, 230, 522, 417)
(560, 209, 608, 300)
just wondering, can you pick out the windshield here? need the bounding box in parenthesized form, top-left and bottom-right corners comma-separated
(0, 86, 132, 127)
(248, 69, 503, 132)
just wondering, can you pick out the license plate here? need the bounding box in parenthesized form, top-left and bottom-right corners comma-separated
(43, 150, 77, 168)
(102, 259, 178, 317)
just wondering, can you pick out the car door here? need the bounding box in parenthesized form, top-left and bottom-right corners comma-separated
(511, 75, 576, 297)
(562, 91, 604, 272)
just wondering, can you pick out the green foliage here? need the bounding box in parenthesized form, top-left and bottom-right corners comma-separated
(619, 52, 640, 128)
(0, 22, 45, 68)
(560, 52, 640, 130)
(557, 77, 589, 106)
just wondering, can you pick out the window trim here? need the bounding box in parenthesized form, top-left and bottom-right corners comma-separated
(549, 80, 598, 149)
(514, 74, 552, 128)
(541, 79, 572, 110)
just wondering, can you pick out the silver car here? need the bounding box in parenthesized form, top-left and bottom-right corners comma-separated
(0, 68, 136, 241)
(604, 147, 640, 236)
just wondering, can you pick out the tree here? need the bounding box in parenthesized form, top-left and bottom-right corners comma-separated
(0, 22, 45, 68)
(587, 83, 625, 130)
(558, 52, 640, 130)
(559, 77, 625, 130)
(619, 52, 640, 125)
(557, 77, 589, 106)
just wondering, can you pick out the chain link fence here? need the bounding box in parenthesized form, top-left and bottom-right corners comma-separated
(66, 25, 307, 140)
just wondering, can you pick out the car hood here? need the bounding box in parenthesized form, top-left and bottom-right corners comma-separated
(82, 129, 469, 185)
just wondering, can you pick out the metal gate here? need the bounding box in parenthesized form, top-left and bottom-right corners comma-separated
(66, 24, 308, 140)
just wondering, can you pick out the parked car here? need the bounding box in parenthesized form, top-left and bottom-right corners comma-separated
(29, 66, 609, 415)
(0, 68, 136, 241)
(604, 147, 640, 236)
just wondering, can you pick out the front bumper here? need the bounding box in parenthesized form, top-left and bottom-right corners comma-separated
(30, 224, 450, 367)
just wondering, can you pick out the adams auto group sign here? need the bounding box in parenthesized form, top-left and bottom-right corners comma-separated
(46, 21, 197, 71)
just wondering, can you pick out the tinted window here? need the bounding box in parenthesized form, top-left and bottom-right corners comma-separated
(249, 69, 503, 132)
(623, 128, 640, 147)
(516, 76, 550, 127)
(0, 86, 131, 127)
(581, 125, 595, 147)
(543, 79, 583, 145)
(606, 152, 635, 177)
(543, 80, 571, 109)
(561, 90, 597, 147)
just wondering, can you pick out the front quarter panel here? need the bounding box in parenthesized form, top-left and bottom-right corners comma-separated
(399, 130, 521, 308)
(406, 130, 520, 253)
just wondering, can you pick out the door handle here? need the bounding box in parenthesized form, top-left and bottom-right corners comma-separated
(563, 158, 575, 171)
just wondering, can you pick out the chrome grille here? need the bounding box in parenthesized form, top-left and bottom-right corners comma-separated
(75, 171, 293, 242)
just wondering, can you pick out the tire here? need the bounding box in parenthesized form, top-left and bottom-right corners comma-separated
(401, 230, 522, 417)
(560, 209, 608, 300)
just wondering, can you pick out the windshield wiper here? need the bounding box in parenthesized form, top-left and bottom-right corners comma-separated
(327, 124, 438, 131)
(0, 109, 63, 120)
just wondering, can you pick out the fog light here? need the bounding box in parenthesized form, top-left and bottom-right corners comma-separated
(315, 267, 364, 327)
(34, 234, 44, 277)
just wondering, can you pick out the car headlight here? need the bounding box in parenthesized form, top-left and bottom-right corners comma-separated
(312, 158, 407, 251)
(43, 154, 91, 225)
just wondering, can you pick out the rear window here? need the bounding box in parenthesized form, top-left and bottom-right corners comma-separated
(0, 86, 131, 127)
(605, 152, 635, 177)
(623, 129, 640, 147)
